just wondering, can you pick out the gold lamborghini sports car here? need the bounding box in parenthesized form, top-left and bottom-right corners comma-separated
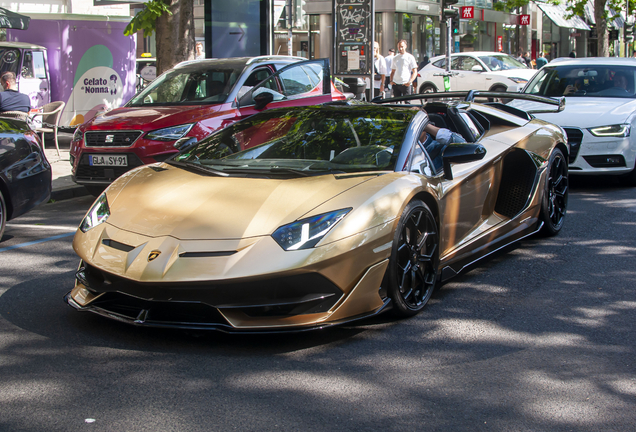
(66, 92, 568, 332)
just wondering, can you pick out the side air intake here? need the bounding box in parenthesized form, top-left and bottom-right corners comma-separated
(494, 150, 538, 219)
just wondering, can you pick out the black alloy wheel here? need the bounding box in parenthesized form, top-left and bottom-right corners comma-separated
(540, 148, 568, 236)
(387, 200, 439, 317)
(0, 189, 6, 241)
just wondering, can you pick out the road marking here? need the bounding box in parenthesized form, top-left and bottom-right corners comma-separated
(0, 232, 75, 253)
(6, 224, 77, 232)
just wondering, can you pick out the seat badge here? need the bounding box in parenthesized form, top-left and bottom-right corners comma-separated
(148, 250, 161, 261)
(105, 134, 115, 143)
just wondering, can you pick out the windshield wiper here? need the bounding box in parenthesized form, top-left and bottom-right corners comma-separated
(269, 167, 312, 177)
(166, 160, 229, 177)
(221, 167, 311, 177)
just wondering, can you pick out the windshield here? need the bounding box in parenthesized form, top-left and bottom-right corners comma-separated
(478, 54, 527, 71)
(524, 65, 636, 98)
(173, 106, 416, 176)
(128, 64, 243, 106)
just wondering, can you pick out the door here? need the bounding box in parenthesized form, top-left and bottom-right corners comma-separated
(18, 50, 50, 109)
(427, 110, 495, 253)
(233, 58, 334, 124)
(453, 56, 488, 91)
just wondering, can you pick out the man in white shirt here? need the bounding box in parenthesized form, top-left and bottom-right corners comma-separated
(367, 41, 387, 100)
(390, 40, 418, 98)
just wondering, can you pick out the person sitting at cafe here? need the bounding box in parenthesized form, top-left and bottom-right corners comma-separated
(0, 72, 31, 113)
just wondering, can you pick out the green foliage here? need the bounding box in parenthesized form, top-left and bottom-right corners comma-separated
(404, 14, 413, 33)
(552, 0, 635, 21)
(493, 0, 531, 12)
(124, 0, 172, 38)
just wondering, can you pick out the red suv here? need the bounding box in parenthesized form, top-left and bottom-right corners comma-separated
(70, 57, 345, 195)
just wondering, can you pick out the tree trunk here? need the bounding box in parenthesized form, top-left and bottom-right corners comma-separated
(595, 0, 609, 56)
(156, 0, 196, 75)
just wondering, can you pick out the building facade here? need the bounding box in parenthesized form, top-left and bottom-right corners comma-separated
(4, 0, 631, 69)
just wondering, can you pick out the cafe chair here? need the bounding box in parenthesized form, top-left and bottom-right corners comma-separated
(30, 101, 66, 156)
(0, 110, 30, 121)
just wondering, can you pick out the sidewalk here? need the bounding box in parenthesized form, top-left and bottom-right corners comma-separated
(44, 133, 90, 202)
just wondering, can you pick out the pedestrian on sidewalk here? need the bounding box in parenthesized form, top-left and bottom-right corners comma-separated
(195, 42, 205, 59)
(390, 40, 418, 98)
(0, 72, 31, 113)
(535, 52, 548, 69)
(384, 48, 395, 90)
(516, 49, 527, 66)
(523, 51, 533, 68)
(367, 41, 387, 100)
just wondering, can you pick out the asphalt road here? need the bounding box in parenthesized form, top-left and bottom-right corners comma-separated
(1, 177, 635, 432)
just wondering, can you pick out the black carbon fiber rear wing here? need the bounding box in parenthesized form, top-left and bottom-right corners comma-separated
(373, 91, 565, 115)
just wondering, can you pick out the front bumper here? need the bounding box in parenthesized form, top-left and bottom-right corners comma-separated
(67, 220, 395, 331)
(568, 130, 636, 175)
(65, 259, 390, 332)
(72, 139, 178, 186)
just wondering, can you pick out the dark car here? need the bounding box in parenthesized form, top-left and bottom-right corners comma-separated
(70, 56, 346, 196)
(0, 115, 52, 240)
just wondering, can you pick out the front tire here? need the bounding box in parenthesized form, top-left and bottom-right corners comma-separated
(540, 148, 568, 236)
(489, 85, 510, 103)
(618, 165, 636, 187)
(387, 200, 439, 317)
(419, 84, 437, 94)
(0, 189, 6, 241)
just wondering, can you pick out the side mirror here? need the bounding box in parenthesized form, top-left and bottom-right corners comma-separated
(174, 137, 197, 151)
(442, 143, 486, 180)
(254, 91, 274, 110)
(471, 65, 484, 72)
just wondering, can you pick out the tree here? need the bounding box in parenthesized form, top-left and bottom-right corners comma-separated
(125, 0, 196, 75)
(566, 0, 619, 57)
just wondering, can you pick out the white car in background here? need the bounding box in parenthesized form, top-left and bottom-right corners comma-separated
(510, 57, 636, 186)
(416, 51, 536, 94)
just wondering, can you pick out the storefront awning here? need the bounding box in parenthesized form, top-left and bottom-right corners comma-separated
(536, 3, 591, 31)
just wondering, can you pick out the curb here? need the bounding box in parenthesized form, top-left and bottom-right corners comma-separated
(50, 185, 90, 202)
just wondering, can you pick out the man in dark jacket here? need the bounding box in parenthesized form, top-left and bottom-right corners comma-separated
(0, 72, 31, 113)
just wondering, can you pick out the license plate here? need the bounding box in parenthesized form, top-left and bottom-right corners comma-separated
(89, 155, 128, 167)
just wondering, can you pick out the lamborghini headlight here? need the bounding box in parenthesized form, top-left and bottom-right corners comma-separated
(272, 209, 351, 251)
(146, 124, 194, 141)
(588, 124, 630, 137)
(80, 193, 110, 233)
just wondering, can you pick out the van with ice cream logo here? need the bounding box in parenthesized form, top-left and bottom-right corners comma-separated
(6, 13, 135, 129)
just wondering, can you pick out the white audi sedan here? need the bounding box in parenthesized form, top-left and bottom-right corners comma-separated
(416, 51, 536, 94)
(510, 57, 636, 186)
